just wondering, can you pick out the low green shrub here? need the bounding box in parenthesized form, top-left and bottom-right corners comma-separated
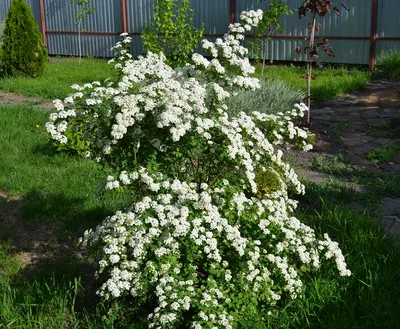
(226, 78, 306, 116)
(377, 50, 400, 79)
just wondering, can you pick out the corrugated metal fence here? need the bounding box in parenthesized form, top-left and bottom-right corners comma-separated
(0, 0, 398, 69)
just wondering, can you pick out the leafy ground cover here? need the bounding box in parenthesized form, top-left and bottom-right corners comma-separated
(1, 102, 400, 327)
(255, 64, 371, 101)
(365, 145, 400, 164)
(0, 57, 114, 101)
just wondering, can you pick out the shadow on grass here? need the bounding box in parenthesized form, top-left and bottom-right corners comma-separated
(21, 188, 110, 224)
(298, 204, 400, 329)
(0, 192, 115, 328)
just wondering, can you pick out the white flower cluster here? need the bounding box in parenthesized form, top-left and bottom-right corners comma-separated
(45, 99, 76, 143)
(108, 33, 133, 69)
(47, 8, 350, 328)
(45, 81, 109, 144)
(83, 168, 350, 328)
(240, 9, 263, 30)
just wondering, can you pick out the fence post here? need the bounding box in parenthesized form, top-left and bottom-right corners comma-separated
(229, 0, 235, 24)
(39, 0, 47, 46)
(369, 0, 378, 71)
(121, 0, 127, 33)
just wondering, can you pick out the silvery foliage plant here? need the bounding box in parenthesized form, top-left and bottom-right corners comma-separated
(46, 9, 350, 329)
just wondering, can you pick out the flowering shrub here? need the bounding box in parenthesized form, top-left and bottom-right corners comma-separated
(47, 9, 350, 328)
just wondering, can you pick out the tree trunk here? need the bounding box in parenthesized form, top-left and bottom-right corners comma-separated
(306, 12, 317, 123)
(261, 39, 267, 78)
(78, 22, 82, 64)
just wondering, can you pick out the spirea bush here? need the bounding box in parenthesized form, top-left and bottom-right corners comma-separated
(46, 10, 350, 328)
(1, 0, 47, 77)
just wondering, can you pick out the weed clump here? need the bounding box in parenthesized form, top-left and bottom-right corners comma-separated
(377, 50, 400, 80)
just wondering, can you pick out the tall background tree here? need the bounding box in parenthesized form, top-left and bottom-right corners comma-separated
(142, 0, 203, 67)
(1, 0, 47, 77)
(297, 0, 350, 122)
(70, 0, 95, 64)
(252, 0, 294, 77)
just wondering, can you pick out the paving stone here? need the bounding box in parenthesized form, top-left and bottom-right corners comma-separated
(351, 143, 379, 155)
(343, 112, 363, 119)
(295, 169, 331, 183)
(340, 133, 375, 147)
(331, 115, 351, 122)
(313, 108, 335, 115)
(376, 218, 400, 236)
(381, 198, 400, 216)
(340, 138, 364, 147)
(311, 115, 332, 121)
(374, 137, 393, 145)
(364, 119, 388, 127)
(378, 163, 394, 171)
(351, 164, 382, 173)
(343, 182, 364, 193)
(348, 122, 363, 130)
(390, 164, 400, 171)
(380, 108, 400, 118)
(346, 154, 374, 166)
(388, 221, 400, 236)
(385, 140, 400, 147)
(335, 106, 380, 113)
(361, 110, 381, 119)
(369, 130, 389, 138)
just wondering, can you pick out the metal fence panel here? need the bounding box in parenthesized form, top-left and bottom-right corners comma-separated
(47, 33, 118, 58)
(0, 0, 398, 67)
(192, 0, 229, 34)
(45, 0, 121, 33)
(375, 0, 400, 62)
(377, 0, 400, 38)
(236, 0, 371, 64)
(0, 0, 40, 25)
(259, 38, 369, 64)
(127, 0, 154, 33)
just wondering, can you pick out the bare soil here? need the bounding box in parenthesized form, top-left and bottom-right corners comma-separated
(0, 90, 53, 110)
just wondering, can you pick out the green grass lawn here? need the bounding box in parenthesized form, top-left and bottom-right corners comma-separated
(0, 57, 114, 101)
(1, 105, 400, 328)
(255, 64, 371, 101)
(0, 58, 371, 104)
(0, 105, 136, 328)
(0, 105, 129, 225)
